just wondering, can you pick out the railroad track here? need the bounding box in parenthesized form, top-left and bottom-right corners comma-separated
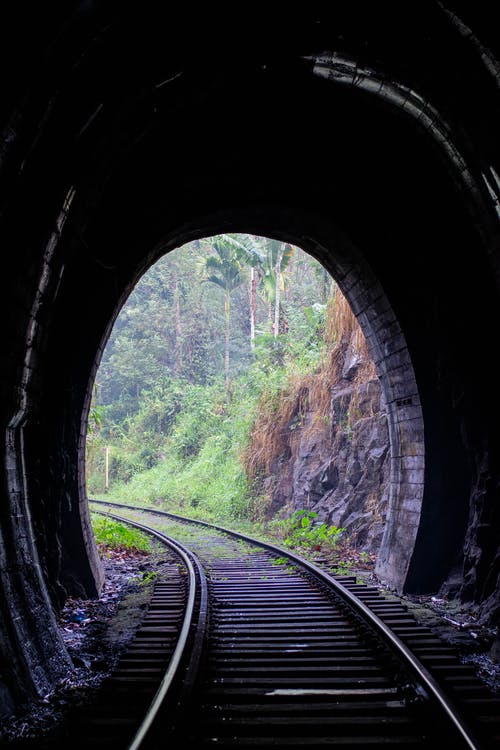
(87, 499, 500, 749)
(58, 514, 207, 750)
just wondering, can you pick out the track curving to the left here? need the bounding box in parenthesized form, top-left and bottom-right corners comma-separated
(60, 511, 207, 750)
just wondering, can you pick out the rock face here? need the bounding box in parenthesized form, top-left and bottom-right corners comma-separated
(267, 345, 390, 554)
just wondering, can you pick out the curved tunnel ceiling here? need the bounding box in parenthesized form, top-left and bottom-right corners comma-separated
(1, 3, 500, 714)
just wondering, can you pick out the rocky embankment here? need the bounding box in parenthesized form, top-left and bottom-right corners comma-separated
(262, 332, 390, 555)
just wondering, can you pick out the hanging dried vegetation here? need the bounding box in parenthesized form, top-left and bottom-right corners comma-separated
(244, 287, 377, 482)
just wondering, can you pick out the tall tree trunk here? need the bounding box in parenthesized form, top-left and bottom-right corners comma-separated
(173, 270, 183, 374)
(249, 267, 257, 350)
(274, 244, 283, 340)
(225, 289, 230, 390)
(321, 266, 330, 303)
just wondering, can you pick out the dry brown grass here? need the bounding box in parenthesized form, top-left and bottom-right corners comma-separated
(331, 288, 356, 343)
(244, 287, 377, 481)
(244, 376, 305, 479)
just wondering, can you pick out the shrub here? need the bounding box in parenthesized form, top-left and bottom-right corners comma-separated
(273, 509, 345, 553)
(91, 513, 152, 552)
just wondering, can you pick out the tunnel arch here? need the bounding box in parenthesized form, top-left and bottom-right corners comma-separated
(2, 5, 500, 716)
(84, 216, 426, 594)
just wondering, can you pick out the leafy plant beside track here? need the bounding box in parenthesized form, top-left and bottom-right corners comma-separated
(91, 513, 152, 553)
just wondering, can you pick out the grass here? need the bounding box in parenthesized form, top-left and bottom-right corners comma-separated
(91, 513, 152, 552)
(91, 504, 374, 587)
(272, 556, 290, 566)
(91, 381, 258, 525)
(88, 282, 380, 570)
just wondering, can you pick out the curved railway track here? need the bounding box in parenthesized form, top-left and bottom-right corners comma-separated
(64, 512, 207, 750)
(87, 499, 500, 749)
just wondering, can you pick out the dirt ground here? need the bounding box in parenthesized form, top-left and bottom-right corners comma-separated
(1, 545, 173, 745)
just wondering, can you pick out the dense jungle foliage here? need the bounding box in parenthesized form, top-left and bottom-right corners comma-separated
(87, 234, 337, 526)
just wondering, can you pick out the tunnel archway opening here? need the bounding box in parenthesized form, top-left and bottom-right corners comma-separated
(82, 226, 427, 595)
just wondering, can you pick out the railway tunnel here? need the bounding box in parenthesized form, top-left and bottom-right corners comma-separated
(1, 4, 500, 719)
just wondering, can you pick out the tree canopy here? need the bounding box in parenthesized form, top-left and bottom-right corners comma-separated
(96, 235, 331, 423)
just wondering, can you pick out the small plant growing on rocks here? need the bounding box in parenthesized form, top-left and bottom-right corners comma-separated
(280, 509, 345, 553)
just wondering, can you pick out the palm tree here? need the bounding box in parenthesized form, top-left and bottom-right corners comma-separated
(260, 239, 295, 339)
(204, 235, 249, 389)
(231, 234, 265, 351)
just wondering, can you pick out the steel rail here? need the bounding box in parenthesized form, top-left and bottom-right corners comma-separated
(91, 508, 209, 750)
(90, 499, 480, 750)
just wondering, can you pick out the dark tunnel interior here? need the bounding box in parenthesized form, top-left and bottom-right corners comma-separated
(1, 3, 500, 718)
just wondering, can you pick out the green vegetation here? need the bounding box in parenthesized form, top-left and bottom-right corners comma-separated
(87, 235, 375, 575)
(87, 235, 334, 525)
(91, 513, 152, 552)
(272, 556, 290, 566)
(92, 379, 256, 520)
(271, 509, 346, 553)
(330, 561, 354, 576)
(130, 570, 158, 586)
